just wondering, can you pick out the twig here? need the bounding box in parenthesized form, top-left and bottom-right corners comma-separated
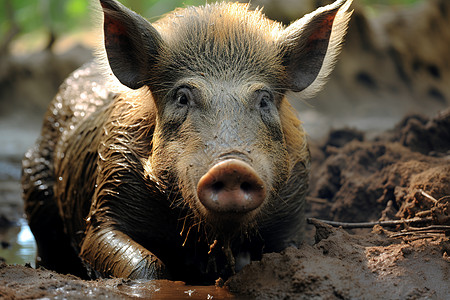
(437, 195, 450, 203)
(419, 189, 438, 203)
(306, 196, 329, 204)
(415, 209, 432, 218)
(390, 232, 442, 238)
(401, 225, 450, 232)
(306, 217, 434, 229)
(391, 234, 438, 241)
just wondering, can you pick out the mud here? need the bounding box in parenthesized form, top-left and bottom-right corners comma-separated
(308, 109, 450, 224)
(227, 224, 450, 299)
(0, 263, 234, 299)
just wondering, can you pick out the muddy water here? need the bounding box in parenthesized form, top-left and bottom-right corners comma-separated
(0, 219, 36, 267)
(0, 115, 38, 266)
(0, 159, 37, 268)
(114, 280, 238, 299)
(0, 222, 241, 299)
(0, 221, 239, 299)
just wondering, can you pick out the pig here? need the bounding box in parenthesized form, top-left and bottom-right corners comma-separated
(22, 0, 352, 284)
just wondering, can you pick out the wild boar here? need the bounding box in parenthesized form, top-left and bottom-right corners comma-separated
(22, 0, 352, 284)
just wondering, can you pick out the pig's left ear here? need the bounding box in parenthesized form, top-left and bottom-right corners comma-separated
(280, 0, 352, 97)
(100, 0, 164, 89)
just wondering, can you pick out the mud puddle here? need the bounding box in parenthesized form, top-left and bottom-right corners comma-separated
(0, 262, 240, 299)
(113, 280, 238, 299)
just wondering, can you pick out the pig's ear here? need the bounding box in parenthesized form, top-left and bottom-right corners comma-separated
(100, 0, 163, 89)
(280, 0, 352, 97)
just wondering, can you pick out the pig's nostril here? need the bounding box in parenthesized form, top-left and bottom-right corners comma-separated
(197, 159, 266, 213)
(211, 181, 225, 192)
(240, 182, 252, 192)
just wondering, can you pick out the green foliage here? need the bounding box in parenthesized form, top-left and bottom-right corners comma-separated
(121, 0, 205, 21)
(1, 0, 91, 38)
(0, 0, 205, 40)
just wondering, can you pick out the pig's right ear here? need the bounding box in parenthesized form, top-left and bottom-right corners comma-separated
(280, 0, 352, 98)
(100, 0, 163, 89)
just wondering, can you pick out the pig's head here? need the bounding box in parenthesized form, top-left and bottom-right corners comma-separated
(99, 0, 352, 239)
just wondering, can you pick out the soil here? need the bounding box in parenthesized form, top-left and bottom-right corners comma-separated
(308, 110, 450, 224)
(227, 226, 450, 299)
(1, 1, 449, 299)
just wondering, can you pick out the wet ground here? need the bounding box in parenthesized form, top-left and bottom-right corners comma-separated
(0, 219, 36, 268)
(1, 262, 237, 299)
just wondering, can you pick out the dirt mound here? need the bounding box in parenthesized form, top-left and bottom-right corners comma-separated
(0, 263, 120, 299)
(308, 109, 450, 224)
(380, 109, 450, 156)
(227, 223, 450, 299)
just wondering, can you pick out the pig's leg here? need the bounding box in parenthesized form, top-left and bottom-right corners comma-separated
(80, 225, 167, 279)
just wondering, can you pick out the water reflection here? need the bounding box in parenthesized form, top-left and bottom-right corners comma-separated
(116, 279, 237, 299)
(0, 218, 37, 267)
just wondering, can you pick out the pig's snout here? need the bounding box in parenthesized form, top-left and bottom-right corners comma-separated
(197, 159, 266, 213)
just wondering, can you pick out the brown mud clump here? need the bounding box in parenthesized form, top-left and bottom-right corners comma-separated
(227, 223, 450, 299)
(308, 109, 450, 225)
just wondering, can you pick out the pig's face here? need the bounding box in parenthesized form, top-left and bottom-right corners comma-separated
(99, 0, 353, 237)
(150, 76, 290, 234)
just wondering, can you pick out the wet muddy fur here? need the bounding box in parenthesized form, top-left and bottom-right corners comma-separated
(22, 0, 352, 284)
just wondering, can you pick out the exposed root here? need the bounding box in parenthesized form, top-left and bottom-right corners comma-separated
(308, 191, 450, 241)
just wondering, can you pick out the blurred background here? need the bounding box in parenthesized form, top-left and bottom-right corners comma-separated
(1, 0, 449, 266)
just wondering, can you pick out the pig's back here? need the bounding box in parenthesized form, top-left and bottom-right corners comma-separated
(21, 62, 116, 276)
(48, 62, 115, 144)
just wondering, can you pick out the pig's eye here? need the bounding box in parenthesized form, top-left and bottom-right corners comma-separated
(257, 90, 272, 109)
(175, 87, 192, 106)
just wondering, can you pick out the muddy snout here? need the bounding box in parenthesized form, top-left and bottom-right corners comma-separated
(197, 159, 266, 213)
